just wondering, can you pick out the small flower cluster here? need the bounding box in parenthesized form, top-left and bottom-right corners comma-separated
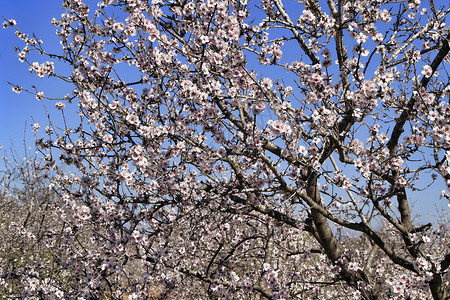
(29, 61, 54, 78)
(2, 19, 16, 29)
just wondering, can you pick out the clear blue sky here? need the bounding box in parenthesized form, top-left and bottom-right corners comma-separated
(0, 1, 67, 152)
(0, 1, 448, 223)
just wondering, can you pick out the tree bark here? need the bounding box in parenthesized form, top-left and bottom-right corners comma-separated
(306, 174, 379, 299)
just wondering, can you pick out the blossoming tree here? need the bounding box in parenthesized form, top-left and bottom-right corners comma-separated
(0, 150, 72, 298)
(3, 0, 450, 298)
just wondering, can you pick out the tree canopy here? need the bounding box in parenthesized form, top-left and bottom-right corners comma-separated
(2, 0, 450, 298)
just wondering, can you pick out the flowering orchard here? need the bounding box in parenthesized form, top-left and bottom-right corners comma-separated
(0, 151, 73, 298)
(2, 0, 450, 298)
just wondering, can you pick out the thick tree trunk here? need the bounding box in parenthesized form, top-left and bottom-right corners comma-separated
(429, 272, 448, 300)
(306, 175, 379, 299)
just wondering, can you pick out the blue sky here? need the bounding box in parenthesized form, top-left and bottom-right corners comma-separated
(0, 0, 448, 223)
(0, 1, 67, 151)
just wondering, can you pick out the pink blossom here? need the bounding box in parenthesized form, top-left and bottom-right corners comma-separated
(421, 65, 433, 77)
(55, 101, 65, 110)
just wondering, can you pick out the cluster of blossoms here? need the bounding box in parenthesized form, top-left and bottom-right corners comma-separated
(267, 119, 292, 136)
(28, 61, 54, 78)
(2, 19, 16, 28)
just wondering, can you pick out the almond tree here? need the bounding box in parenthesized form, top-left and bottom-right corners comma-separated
(3, 0, 450, 298)
(0, 149, 72, 298)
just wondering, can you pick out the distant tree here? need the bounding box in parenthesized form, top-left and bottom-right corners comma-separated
(3, 0, 450, 298)
(0, 148, 71, 297)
